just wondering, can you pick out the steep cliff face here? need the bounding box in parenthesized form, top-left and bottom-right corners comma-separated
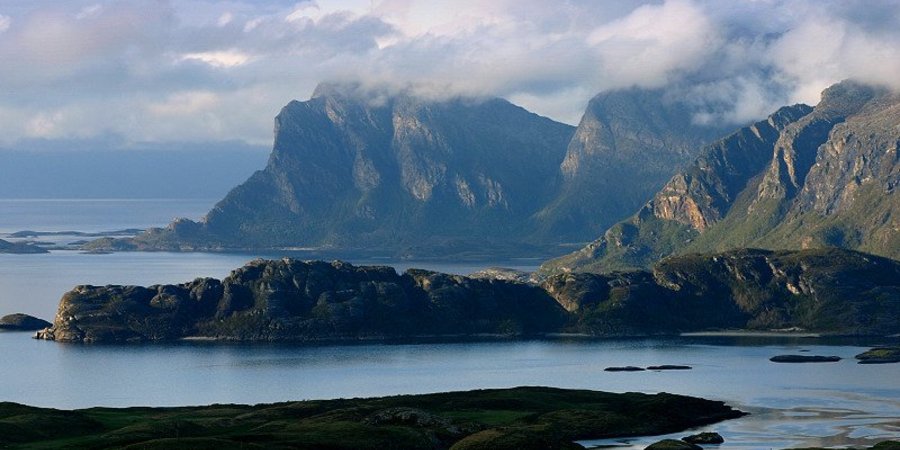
(135, 85, 574, 253)
(534, 88, 733, 241)
(104, 84, 732, 255)
(543, 81, 899, 273)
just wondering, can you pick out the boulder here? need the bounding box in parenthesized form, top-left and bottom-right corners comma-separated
(645, 439, 702, 450)
(682, 432, 724, 444)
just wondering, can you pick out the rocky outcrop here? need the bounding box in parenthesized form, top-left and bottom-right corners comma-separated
(543, 80, 900, 274)
(855, 347, 900, 364)
(36, 248, 900, 343)
(0, 239, 49, 254)
(541, 248, 900, 337)
(0, 313, 51, 331)
(36, 259, 567, 343)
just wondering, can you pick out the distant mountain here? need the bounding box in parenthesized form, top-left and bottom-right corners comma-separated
(534, 88, 734, 241)
(98, 83, 730, 255)
(0, 143, 268, 199)
(542, 80, 900, 274)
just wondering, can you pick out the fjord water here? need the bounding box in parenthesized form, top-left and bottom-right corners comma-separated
(1, 199, 898, 449)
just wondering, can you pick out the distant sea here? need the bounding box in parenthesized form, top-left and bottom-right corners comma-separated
(0, 198, 216, 233)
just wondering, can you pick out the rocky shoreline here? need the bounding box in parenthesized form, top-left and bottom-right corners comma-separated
(33, 247, 900, 343)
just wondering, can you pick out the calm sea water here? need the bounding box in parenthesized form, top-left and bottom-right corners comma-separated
(0, 332, 897, 449)
(0, 199, 898, 449)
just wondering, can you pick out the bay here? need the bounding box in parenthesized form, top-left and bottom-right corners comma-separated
(0, 198, 898, 449)
(0, 332, 897, 449)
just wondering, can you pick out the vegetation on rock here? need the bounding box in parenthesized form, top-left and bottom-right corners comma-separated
(0, 387, 744, 450)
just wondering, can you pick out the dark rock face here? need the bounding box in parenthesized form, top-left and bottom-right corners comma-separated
(542, 248, 900, 337)
(0, 239, 49, 254)
(544, 80, 900, 273)
(0, 314, 51, 331)
(36, 248, 900, 343)
(36, 259, 567, 343)
(769, 355, 841, 363)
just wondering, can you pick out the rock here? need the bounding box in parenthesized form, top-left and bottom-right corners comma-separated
(682, 432, 724, 444)
(544, 80, 900, 273)
(855, 347, 900, 364)
(0, 239, 49, 254)
(645, 439, 702, 450)
(647, 365, 692, 371)
(467, 268, 533, 284)
(769, 355, 842, 363)
(0, 313, 52, 331)
(604, 366, 645, 372)
(36, 259, 569, 343)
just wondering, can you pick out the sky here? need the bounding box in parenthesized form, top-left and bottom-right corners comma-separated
(0, 0, 899, 148)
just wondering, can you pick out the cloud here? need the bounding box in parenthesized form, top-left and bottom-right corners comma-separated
(0, 0, 898, 147)
(180, 50, 252, 68)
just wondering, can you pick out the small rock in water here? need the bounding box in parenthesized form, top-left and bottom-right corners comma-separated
(647, 365, 692, 371)
(769, 355, 841, 363)
(682, 432, 724, 444)
(645, 439, 702, 450)
(855, 347, 900, 364)
(604, 366, 645, 372)
(0, 313, 52, 331)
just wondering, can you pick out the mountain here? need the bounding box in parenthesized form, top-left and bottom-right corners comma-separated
(533, 87, 734, 241)
(119, 84, 575, 254)
(543, 80, 900, 273)
(89, 84, 732, 256)
(35, 248, 900, 343)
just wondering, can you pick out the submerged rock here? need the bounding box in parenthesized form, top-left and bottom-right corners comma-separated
(604, 366, 646, 372)
(648, 365, 692, 371)
(769, 355, 841, 363)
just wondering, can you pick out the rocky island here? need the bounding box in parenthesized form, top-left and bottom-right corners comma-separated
(36, 247, 900, 343)
(0, 314, 51, 331)
(0, 239, 49, 254)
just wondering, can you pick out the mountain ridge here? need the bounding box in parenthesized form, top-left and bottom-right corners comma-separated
(542, 80, 900, 274)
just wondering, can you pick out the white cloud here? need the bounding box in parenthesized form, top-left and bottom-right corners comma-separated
(217, 12, 233, 27)
(0, 0, 898, 147)
(179, 50, 251, 68)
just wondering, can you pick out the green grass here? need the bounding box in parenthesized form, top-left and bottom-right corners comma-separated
(0, 387, 745, 450)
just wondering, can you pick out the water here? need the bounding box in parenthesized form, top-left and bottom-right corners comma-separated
(0, 198, 217, 233)
(0, 332, 897, 448)
(0, 199, 898, 449)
